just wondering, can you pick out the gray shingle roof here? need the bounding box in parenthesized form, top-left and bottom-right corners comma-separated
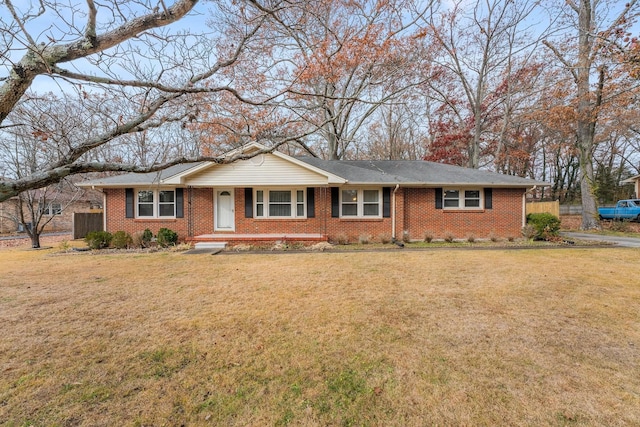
(81, 156, 545, 188)
(79, 163, 202, 187)
(296, 158, 546, 187)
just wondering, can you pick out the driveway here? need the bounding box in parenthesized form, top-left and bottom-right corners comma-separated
(562, 232, 640, 248)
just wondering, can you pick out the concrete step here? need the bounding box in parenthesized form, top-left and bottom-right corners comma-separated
(194, 241, 228, 249)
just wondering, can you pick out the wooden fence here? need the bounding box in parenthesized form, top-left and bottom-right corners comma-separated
(525, 200, 560, 217)
(73, 212, 103, 239)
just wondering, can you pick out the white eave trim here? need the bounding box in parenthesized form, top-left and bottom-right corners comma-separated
(344, 181, 549, 188)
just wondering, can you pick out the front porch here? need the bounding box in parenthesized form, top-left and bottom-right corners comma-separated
(188, 233, 328, 248)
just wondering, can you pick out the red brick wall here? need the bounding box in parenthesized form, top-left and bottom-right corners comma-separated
(104, 186, 525, 242)
(104, 188, 213, 240)
(403, 187, 524, 240)
(233, 187, 395, 242)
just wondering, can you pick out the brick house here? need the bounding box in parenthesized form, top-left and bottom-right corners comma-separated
(623, 174, 640, 198)
(80, 143, 547, 244)
(0, 191, 102, 235)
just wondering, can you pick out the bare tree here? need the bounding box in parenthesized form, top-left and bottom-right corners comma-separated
(421, 0, 549, 169)
(241, 0, 436, 160)
(0, 0, 294, 202)
(543, 0, 640, 229)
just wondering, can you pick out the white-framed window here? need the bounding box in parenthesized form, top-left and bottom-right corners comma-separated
(443, 188, 483, 210)
(137, 189, 176, 218)
(340, 188, 381, 217)
(40, 203, 62, 216)
(255, 189, 306, 218)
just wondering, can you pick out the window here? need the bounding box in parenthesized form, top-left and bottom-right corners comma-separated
(442, 188, 483, 210)
(254, 189, 305, 218)
(341, 188, 381, 217)
(137, 189, 175, 218)
(40, 203, 62, 216)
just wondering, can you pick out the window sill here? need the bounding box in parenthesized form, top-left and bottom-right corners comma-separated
(442, 209, 486, 213)
(339, 217, 384, 221)
(134, 218, 178, 222)
(253, 218, 308, 221)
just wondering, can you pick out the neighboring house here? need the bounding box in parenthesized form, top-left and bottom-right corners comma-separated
(0, 192, 102, 234)
(80, 143, 548, 244)
(622, 174, 640, 198)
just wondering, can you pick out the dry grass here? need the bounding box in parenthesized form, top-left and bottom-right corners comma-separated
(1, 245, 640, 426)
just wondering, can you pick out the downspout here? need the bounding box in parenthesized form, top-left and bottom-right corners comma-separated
(392, 184, 399, 240)
(523, 185, 538, 227)
(99, 188, 106, 232)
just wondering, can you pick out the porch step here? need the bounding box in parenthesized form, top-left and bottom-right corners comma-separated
(194, 241, 228, 250)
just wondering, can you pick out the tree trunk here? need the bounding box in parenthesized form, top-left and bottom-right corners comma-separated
(576, 0, 601, 230)
(578, 147, 600, 229)
(30, 233, 41, 249)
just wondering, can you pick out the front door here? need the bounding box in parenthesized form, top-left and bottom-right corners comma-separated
(215, 189, 235, 231)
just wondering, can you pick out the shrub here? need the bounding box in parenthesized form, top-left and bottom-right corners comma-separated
(423, 231, 434, 243)
(443, 232, 455, 243)
(402, 230, 411, 243)
(466, 234, 476, 243)
(157, 228, 178, 247)
(358, 233, 371, 244)
(488, 232, 499, 242)
(132, 229, 154, 248)
(526, 213, 561, 240)
(378, 233, 392, 244)
(609, 219, 631, 233)
(131, 231, 145, 248)
(57, 240, 71, 252)
(85, 231, 113, 250)
(332, 233, 349, 245)
(521, 224, 537, 240)
(142, 228, 153, 245)
(111, 231, 133, 249)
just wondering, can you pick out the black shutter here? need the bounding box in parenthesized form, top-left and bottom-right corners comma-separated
(175, 188, 184, 218)
(244, 188, 253, 218)
(125, 188, 134, 218)
(307, 187, 315, 218)
(484, 188, 493, 209)
(331, 187, 339, 218)
(435, 188, 443, 209)
(383, 187, 391, 218)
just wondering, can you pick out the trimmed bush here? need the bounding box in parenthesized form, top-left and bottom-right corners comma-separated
(526, 212, 561, 240)
(132, 228, 154, 248)
(157, 228, 178, 247)
(85, 231, 113, 250)
(142, 228, 153, 245)
(112, 231, 133, 249)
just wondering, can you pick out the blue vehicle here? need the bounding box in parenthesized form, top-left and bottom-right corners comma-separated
(598, 199, 640, 221)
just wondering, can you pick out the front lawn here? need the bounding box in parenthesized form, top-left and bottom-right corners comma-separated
(1, 247, 639, 425)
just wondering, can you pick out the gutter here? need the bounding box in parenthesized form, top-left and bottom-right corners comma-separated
(523, 185, 537, 227)
(392, 184, 399, 240)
